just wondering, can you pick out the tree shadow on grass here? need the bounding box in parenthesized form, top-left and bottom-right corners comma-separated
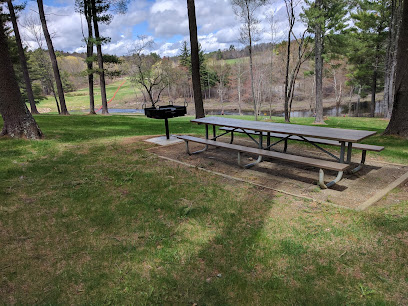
(0, 137, 400, 305)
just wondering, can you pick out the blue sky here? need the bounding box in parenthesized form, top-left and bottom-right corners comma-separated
(11, 0, 306, 56)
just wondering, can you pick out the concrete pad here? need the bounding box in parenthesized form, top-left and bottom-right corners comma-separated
(144, 135, 184, 146)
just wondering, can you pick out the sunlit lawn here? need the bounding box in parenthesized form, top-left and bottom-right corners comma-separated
(38, 78, 140, 112)
(1, 114, 407, 304)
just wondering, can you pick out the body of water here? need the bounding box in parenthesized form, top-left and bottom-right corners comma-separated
(75, 101, 386, 118)
(206, 101, 386, 118)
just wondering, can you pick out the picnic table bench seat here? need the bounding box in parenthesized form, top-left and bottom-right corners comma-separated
(176, 135, 349, 189)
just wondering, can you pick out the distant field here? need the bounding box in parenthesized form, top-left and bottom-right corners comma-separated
(37, 78, 141, 113)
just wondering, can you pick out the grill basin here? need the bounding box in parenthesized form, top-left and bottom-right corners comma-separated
(144, 104, 187, 139)
(144, 105, 187, 119)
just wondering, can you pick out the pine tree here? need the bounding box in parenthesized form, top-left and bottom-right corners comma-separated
(6, 0, 39, 114)
(302, 0, 348, 123)
(349, 0, 389, 117)
(0, 15, 42, 139)
(37, 0, 69, 115)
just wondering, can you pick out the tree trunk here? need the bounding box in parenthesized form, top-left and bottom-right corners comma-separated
(0, 20, 42, 139)
(51, 87, 61, 114)
(357, 86, 361, 117)
(187, 0, 205, 118)
(383, 0, 401, 118)
(84, 0, 96, 115)
(384, 0, 408, 138)
(314, 5, 324, 124)
(91, 0, 108, 114)
(246, 4, 257, 121)
(237, 64, 242, 116)
(37, 0, 69, 115)
(284, 32, 292, 122)
(371, 46, 380, 117)
(7, 0, 40, 115)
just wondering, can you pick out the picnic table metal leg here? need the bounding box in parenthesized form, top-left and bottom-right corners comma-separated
(237, 151, 263, 168)
(284, 138, 288, 153)
(184, 140, 209, 155)
(213, 125, 216, 140)
(317, 141, 346, 188)
(229, 131, 234, 144)
(339, 142, 346, 163)
(318, 169, 344, 189)
(237, 133, 263, 168)
(349, 150, 366, 174)
(185, 125, 209, 155)
(346, 142, 353, 163)
(267, 132, 271, 150)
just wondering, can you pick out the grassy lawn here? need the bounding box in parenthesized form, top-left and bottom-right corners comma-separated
(1, 114, 407, 304)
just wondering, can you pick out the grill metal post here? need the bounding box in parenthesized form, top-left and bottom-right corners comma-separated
(165, 118, 170, 139)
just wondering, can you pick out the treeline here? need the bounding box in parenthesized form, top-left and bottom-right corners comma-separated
(0, 0, 407, 139)
(2, 0, 401, 120)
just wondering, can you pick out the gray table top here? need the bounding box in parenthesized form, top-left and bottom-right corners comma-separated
(191, 117, 377, 142)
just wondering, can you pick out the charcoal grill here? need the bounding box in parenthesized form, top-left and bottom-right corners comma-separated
(144, 103, 187, 139)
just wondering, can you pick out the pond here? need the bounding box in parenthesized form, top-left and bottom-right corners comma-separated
(205, 101, 386, 118)
(88, 101, 386, 118)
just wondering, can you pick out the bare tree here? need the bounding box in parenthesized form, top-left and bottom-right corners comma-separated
(37, 0, 69, 115)
(283, 0, 310, 122)
(214, 61, 231, 114)
(0, 17, 42, 139)
(129, 37, 169, 107)
(328, 62, 345, 116)
(6, 0, 39, 114)
(233, 58, 247, 115)
(266, 7, 277, 88)
(231, 0, 267, 120)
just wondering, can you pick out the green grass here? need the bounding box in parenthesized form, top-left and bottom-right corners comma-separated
(1, 114, 407, 304)
(37, 78, 140, 112)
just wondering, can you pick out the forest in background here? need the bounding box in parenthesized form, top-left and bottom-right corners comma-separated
(1, 0, 405, 125)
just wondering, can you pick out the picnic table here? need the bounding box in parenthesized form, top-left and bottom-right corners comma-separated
(177, 117, 383, 189)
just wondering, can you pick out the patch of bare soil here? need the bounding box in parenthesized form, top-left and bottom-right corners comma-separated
(148, 136, 408, 210)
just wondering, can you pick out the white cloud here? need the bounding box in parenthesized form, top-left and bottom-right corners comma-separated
(13, 0, 306, 56)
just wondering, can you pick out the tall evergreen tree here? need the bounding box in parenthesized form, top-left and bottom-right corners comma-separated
(37, 0, 69, 115)
(302, 0, 348, 123)
(179, 41, 215, 94)
(0, 15, 42, 139)
(350, 0, 389, 117)
(76, 0, 96, 114)
(6, 0, 39, 114)
(90, 0, 109, 114)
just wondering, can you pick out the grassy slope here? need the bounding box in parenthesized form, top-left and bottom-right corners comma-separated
(1, 115, 407, 304)
(38, 79, 140, 112)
